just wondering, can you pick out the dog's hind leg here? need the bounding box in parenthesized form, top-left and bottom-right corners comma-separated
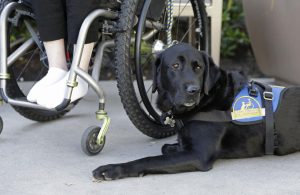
(93, 151, 214, 181)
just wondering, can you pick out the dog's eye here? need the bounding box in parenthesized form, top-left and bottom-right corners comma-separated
(172, 63, 180, 69)
(193, 62, 202, 70)
(195, 65, 202, 70)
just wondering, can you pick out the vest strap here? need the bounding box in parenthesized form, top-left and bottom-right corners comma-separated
(251, 81, 275, 155)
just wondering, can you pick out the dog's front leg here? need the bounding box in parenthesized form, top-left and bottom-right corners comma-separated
(93, 151, 212, 181)
(161, 132, 186, 155)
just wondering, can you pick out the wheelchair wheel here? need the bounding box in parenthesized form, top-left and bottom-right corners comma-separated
(1, 2, 78, 122)
(0, 0, 12, 12)
(0, 116, 3, 135)
(81, 126, 106, 156)
(115, 0, 208, 138)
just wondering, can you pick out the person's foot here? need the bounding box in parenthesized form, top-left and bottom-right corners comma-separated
(36, 72, 88, 109)
(27, 68, 67, 102)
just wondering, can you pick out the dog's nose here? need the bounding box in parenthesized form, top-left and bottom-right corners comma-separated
(185, 85, 200, 95)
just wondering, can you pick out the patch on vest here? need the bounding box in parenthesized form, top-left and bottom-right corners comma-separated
(231, 85, 285, 123)
(231, 96, 265, 121)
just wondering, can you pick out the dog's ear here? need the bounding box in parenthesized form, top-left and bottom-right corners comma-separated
(152, 55, 162, 93)
(200, 51, 220, 95)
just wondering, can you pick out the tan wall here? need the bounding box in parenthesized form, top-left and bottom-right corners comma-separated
(243, 0, 300, 84)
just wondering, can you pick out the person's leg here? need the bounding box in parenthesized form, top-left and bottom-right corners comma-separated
(27, 0, 68, 102)
(36, 43, 95, 108)
(75, 42, 95, 72)
(44, 39, 68, 71)
(36, 0, 99, 108)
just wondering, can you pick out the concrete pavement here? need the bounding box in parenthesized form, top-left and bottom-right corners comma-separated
(0, 81, 300, 195)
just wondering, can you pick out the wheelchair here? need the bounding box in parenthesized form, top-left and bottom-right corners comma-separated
(0, 0, 208, 155)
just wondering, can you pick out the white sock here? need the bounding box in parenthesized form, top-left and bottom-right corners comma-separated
(27, 68, 67, 102)
(36, 72, 88, 109)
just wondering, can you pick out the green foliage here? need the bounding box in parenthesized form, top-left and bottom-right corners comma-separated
(10, 24, 30, 42)
(221, 0, 251, 58)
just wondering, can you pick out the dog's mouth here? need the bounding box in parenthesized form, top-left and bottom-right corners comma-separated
(183, 102, 196, 107)
(161, 92, 200, 114)
(172, 101, 197, 114)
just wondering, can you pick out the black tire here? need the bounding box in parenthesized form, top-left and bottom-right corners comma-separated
(115, 0, 208, 138)
(1, 1, 78, 122)
(0, 0, 13, 12)
(81, 126, 105, 156)
(0, 116, 3, 135)
(6, 69, 78, 122)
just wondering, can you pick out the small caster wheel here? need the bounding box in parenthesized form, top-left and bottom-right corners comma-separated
(81, 126, 106, 156)
(0, 117, 3, 135)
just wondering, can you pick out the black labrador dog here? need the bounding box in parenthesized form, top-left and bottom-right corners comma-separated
(93, 43, 300, 181)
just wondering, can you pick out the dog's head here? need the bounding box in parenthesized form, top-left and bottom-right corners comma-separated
(153, 43, 220, 114)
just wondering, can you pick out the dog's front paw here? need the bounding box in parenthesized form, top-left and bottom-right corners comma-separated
(93, 164, 125, 181)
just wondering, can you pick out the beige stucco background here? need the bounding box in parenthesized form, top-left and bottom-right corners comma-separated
(243, 0, 300, 84)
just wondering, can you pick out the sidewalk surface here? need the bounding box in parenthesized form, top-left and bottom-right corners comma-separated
(0, 81, 299, 195)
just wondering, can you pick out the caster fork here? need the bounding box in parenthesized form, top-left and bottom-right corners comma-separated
(95, 110, 111, 145)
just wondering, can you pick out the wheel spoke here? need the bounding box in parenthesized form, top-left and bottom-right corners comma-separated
(180, 18, 197, 42)
(135, 0, 200, 119)
(114, 0, 207, 136)
(174, 0, 190, 27)
(16, 48, 39, 81)
(175, 0, 183, 40)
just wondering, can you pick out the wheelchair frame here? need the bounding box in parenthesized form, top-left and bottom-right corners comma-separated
(0, 1, 166, 155)
(0, 2, 118, 152)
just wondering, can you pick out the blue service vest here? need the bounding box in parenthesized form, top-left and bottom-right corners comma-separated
(231, 85, 285, 123)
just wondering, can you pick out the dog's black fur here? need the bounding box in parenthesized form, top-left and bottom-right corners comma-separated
(93, 43, 300, 180)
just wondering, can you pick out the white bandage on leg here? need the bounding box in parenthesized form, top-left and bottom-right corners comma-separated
(36, 72, 88, 109)
(27, 67, 67, 102)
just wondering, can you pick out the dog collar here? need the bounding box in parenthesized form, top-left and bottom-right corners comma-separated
(160, 111, 184, 130)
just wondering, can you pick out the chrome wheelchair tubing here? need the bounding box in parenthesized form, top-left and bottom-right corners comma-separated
(0, 2, 118, 112)
(92, 39, 114, 81)
(142, 29, 159, 41)
(1, 3, 156, 111)
(0, 2, 18, 79)
(145, 20, 164, 30)
(8, 38, 34, 66)
(65, 9, 118, 110)
(0, 2, 45, 109)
